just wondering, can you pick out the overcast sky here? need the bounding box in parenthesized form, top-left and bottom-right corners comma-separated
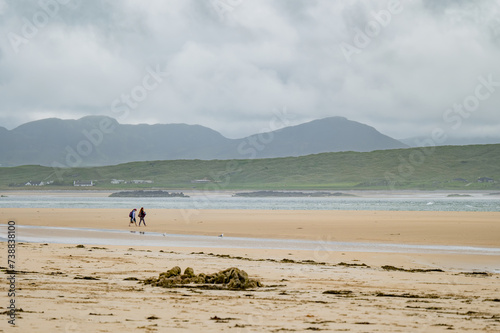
(0, 0, 499, 140)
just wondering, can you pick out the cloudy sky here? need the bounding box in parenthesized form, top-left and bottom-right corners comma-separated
(0, 0, 499, 140)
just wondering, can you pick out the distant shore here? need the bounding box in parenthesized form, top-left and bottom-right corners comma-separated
(109, 190, 189, 197)
(2, 188, 499, 198)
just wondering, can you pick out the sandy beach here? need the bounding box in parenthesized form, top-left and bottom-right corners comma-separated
(2, 208, 500, 247)
(1, 208, 500, 332)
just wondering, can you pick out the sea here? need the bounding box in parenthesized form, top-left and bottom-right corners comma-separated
(1, 191, 499, 211)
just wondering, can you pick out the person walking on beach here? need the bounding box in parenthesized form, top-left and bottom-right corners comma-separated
(129, 208, 137, 226)
(138, 207, 147, 226)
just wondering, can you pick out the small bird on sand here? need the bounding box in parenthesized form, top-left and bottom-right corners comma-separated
(218, 233, 224, 238)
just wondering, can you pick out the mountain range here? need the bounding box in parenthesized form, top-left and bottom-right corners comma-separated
(0, 116, 408, 167)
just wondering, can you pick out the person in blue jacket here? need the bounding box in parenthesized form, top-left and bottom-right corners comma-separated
(129, 208, 137, 226)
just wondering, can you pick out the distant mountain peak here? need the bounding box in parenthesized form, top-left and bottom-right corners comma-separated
(79, 115, 119, 123)
(237, 115, 407, 159)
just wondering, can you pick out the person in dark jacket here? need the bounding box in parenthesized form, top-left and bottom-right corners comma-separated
(138, 207, 147, 226)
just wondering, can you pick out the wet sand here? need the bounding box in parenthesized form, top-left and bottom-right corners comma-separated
(1, 208, 500, 332)
(2, 208, 500, 247)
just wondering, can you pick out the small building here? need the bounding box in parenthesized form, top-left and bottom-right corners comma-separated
(25, 181, 42, 186)
(477, 177, 494, 183)
(25, 180, 53, 186)
(131, 180, 153, 184)
(111, 179, 125, 184)
(191, 179, 212, 184)
(74, 180, 94, 187)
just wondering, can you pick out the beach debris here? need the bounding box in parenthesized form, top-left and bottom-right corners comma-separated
(337, 262, 369, 267)
(89, 313, 114, 316)
(323, 290, 353, 296)
(74, 276, 100, 280)
(375, 292, 439, 299)
(144, 266, 263, 290)
(75, 244, 85, 248)
(210, 315, 239, 323)
(381, 265, 443, 273)
(458, 271, 491, 277)
(0, 308, 25, 315)
(281, 258, 295, 263)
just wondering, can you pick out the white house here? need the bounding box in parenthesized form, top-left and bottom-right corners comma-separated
(74, 181, 94, 187)
(131, 180, 153, 184)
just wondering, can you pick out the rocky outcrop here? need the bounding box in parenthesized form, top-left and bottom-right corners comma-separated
(143, 266, 262, 290)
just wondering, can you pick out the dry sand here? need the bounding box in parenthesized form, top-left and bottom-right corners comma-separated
(1, 208, 500, 332)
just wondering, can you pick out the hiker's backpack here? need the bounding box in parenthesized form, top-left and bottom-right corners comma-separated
(129, 210, 133, 218)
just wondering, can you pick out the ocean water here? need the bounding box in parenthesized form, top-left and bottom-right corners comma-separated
(0, 194, 499, 211)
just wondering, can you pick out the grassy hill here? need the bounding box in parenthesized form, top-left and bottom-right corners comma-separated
(1, 144, 499, 191)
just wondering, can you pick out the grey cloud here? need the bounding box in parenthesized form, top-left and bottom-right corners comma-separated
(0, 0, 499, 141)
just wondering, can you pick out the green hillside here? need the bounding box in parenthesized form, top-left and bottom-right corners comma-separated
(1, 144, 499, 191)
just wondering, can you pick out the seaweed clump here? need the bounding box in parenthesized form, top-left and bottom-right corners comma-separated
(143, 266, 263, 290)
